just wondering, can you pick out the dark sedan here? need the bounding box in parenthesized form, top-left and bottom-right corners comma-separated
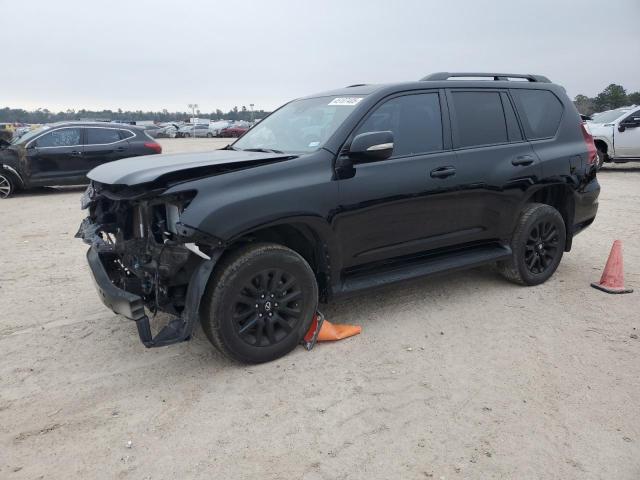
(0, 122, 162, 198)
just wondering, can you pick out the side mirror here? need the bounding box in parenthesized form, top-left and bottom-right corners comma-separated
(618, 125, 626, 133)
(349, 131, 394, 162)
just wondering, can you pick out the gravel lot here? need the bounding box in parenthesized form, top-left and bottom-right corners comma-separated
(1, 138, 639, 479)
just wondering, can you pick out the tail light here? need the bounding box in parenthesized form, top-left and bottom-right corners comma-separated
(144, 142, 162, 154)
(580, 122, 597, 166)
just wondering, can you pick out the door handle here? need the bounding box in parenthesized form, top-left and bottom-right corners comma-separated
(115, 147, 126, 152)
(71, 150, 82, 156)
(512, 155, 534, 166)
(430, 166, 456, 179)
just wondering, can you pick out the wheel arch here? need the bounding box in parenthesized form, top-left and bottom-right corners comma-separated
(593, 138, 609, 156)
(523, 184, 575, 251)
(216, 218, 339, 302)
(0, 164, 25, 190)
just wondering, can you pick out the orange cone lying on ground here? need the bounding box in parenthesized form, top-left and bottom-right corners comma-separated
(317, 319, 362, 341)
(591, 240, 633, 294)
(302, 312, 361, 350)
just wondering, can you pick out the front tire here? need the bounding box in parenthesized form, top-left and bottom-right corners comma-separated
(201, 243, 318, 363)
(596, 147, 606, 170)
(498, 203, 566, 286)
(0, 171, 17, 198)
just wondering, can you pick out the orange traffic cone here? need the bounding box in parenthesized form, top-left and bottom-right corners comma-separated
(591, 240, 633, 294)
(302, 312, 361, 350)
(317, 319, 362, 342)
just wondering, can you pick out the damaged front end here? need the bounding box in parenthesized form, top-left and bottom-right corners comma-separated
(76, 181, 222, 347)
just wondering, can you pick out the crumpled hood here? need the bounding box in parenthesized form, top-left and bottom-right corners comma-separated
(88, 149, 292, 186)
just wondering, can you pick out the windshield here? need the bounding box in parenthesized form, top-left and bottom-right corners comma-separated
(233, 95, 365, 154)
(591, 109, 630, 124)
(11, 125, 49, 145)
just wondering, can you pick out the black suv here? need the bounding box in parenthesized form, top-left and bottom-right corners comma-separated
(0, 122, 162, 198)
(77, 72, 600, 363)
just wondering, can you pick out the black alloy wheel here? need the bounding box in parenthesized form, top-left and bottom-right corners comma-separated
(232, 268, 303, 347)
(524, 220, 560, 275)
(202, 243, 318, 363)
(497, 203, 566, 286)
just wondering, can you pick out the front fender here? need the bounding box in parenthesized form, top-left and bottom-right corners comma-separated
(592, 135, 613, 153)
(169, 150, 337, 243)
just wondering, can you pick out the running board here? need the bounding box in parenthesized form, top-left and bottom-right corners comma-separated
(336, 244, 512, 297)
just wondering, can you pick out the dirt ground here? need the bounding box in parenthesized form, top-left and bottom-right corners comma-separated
(1, 138, 639, 479)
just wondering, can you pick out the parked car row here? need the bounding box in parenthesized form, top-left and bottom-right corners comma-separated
(174, 121, 250, 138)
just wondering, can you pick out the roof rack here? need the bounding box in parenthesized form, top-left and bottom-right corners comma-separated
(420, 72, 551, 83)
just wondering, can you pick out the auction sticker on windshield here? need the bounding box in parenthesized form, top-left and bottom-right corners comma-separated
(328, 97, 363, 106)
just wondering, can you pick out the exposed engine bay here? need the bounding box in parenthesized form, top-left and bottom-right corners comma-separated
(77, 181, 217, 319)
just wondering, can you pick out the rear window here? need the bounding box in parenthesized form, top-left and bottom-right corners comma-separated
(451, 91, 508, 148)
(511, 89, 563, 139)
(86, 128, 121, 145)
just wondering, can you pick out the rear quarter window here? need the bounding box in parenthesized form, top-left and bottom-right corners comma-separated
(86, 128, 121, 145)
(511, 89, 564, 139)
(119, 129, 135, 139)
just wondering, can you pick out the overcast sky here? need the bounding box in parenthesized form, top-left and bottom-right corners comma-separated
(1, 0, 639, 113)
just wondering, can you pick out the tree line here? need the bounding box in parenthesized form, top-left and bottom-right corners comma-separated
(574, 84, 640, 116)
(0, 105, 272, 124)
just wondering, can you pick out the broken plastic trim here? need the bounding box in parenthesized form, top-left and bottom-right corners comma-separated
(135, 250, 222, 347)
(86, 244, 223, 348)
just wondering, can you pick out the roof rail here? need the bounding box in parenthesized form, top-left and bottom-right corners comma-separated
(421, 72, 551, 83)
(346, 83, 367, 88)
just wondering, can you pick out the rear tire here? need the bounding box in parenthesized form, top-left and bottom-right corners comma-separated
(201, 242, 318, 363)
(498, 203, 566, 286)
(0, 171, 18, 198)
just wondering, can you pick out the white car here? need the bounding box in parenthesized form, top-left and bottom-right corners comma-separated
(178, 124, 209, 138)
(207, 120, 232, 137)
(588, 105, 640, 169)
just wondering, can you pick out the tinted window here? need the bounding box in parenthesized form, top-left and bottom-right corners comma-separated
(623, 109, 640, 123)
(355, 93, 443, 156)
(512, 89, 563, 139)
(451, 91, 508, 147)
(86, 128, 121, 145)
(119, 129, 135, 139)
(36, 128, 81, 147)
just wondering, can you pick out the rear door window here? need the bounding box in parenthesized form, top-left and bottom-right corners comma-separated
(511, 89, 564, 139)
(354, 93, 443, 157)
(35, 128, 81, 147)
(86, 128, 122, 145)
(450, 91, 508, 148)
(119, 129, 135, 139)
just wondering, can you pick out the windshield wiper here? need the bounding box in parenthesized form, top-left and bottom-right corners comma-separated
(242, 147, 284, 154)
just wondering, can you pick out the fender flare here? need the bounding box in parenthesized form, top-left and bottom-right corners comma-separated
(218, 215, 342, 300)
